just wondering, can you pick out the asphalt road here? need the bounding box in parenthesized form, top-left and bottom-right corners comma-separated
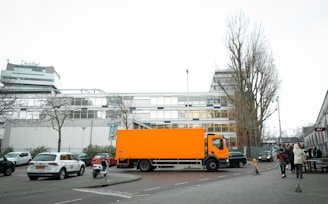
(0, 161, 286, 204)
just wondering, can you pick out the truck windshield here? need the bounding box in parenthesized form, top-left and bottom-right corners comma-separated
(212, 138, 223, 149)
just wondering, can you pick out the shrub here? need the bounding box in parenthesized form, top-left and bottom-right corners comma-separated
(83, 144, 115, 157)
(1, 146, 14, 154)
(30, 146, 50, 158)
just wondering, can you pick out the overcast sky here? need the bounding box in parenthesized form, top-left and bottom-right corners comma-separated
(1, 0, 327, 137)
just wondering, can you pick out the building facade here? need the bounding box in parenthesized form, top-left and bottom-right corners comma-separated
(303, 90, 328, 157)
(0, 63, 237, 152)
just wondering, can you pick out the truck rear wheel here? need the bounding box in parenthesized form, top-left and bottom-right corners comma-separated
(138, 160, 152, 172)
(206, 159, 219, 172)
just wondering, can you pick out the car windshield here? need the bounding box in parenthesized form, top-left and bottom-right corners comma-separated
(5, 153, 19, 158)
(261, 151, 270, 156)
(33, 154, 56, 161)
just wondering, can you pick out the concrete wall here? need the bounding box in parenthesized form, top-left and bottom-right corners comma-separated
(2, 119, 117, 153)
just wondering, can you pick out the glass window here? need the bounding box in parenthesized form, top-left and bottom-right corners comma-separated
(212, 138, 223, 149)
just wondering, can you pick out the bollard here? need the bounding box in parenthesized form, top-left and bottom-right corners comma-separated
(295, 184, 302, 192)
(253, 158, 260, 175)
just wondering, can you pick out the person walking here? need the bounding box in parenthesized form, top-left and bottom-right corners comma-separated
(277, 148, 288, 178)
(286, 144, 295, 174)
(293, 143, 306, 179)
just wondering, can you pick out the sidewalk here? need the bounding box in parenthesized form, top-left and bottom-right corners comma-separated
(122, 168, 328, 204)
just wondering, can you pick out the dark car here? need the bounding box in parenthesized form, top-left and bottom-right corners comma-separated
(0, 153, 16, 176)
(258, 150, 274, 162)
(74, 153, 92, 166)
(229, 151, 247, 168)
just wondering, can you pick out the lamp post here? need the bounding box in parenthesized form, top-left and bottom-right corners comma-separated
(81, 127, 85, 150)
(276, 96, 282, 144)
(186, 69, 190, 128)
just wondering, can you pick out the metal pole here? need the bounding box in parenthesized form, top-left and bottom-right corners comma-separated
(277, 96, 282, 144)
(186, 69, 190, 128)
(89, 120, 93, 145)
(82, 127, 85, 150)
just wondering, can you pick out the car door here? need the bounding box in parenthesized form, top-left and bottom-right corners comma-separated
(68, 154, 80, 171)
(18, 153, 27, 165)
(0, 155, 5, 173)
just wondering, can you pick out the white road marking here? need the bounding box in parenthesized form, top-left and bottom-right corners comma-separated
(218, 175, 227, 178)
(73, 188, 132, 198)
(53, 198, 82, 204)
(233, 173, 241, 176)
(199, 178, 210, 181)
(144, 187, 161, 192)
(175, 182, 188, 186)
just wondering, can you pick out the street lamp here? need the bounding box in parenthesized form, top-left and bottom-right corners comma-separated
(276, 96, 282, 144)
(81, 127, 85, 150)
(186, 69, 190, 128)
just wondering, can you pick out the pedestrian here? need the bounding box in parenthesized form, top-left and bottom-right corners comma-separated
(293, 143, 306, 179)
(286, 144, 295, 174)
(277, 148, 288, 178)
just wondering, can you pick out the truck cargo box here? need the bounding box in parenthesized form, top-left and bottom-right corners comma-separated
(116, 128, 205, 159)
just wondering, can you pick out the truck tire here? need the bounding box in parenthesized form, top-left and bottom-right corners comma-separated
(206, 158, 219, 172)
(138, 160, 152, 172)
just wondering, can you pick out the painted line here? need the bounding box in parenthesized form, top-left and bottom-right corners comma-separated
(175, 182, 188, 186)
(233, 173, 241, 176)
(144, 187, 161, 192)
(73, 189, 132, 198)
(53, 198, 82, 204)
(199, 178, 210, 181)
(218, 175, 227, 178)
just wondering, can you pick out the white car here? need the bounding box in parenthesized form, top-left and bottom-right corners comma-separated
(5, 152, 32, 166)
(27, 152, 86, 180)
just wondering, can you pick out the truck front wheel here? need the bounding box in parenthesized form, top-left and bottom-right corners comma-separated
(138, 160, 152, 172)
(206, 159, 219, 172)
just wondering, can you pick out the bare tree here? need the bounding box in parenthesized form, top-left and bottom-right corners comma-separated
(218, 11, 280, 152)
(0, 92, 18, 120)
(40, 95, 74, 152)
(106, 95, 136, 129)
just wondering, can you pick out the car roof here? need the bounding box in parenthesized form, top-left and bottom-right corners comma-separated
(38, 152, 74, 155)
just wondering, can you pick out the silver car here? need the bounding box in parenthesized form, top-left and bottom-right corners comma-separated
(27, 152, 85, 180)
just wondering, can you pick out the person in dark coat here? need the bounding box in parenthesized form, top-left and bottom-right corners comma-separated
(286, 144, 295, 174)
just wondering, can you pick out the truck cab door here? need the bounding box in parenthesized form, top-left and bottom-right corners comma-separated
(207, 136, 227, 158)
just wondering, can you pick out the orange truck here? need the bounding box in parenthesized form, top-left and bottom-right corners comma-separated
(115, 128, 229, 172)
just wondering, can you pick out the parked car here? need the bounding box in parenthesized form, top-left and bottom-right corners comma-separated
(229, 151, 247, 168)
(0, 153, 15, 176)
(258, 150, 274, 162)
(27, 152, 86, 180)
(91, 153, 116, 167)
(74, 152, 92, 166)
(5, 152, 32, 166)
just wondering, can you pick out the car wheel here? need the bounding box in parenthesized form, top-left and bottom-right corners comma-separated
(29, 176, 38, 180)
(238, 161, 244, 168)
(4, 168, 13, 176)
(77, 166, 85, 176)
(58, 168, 66, 180)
